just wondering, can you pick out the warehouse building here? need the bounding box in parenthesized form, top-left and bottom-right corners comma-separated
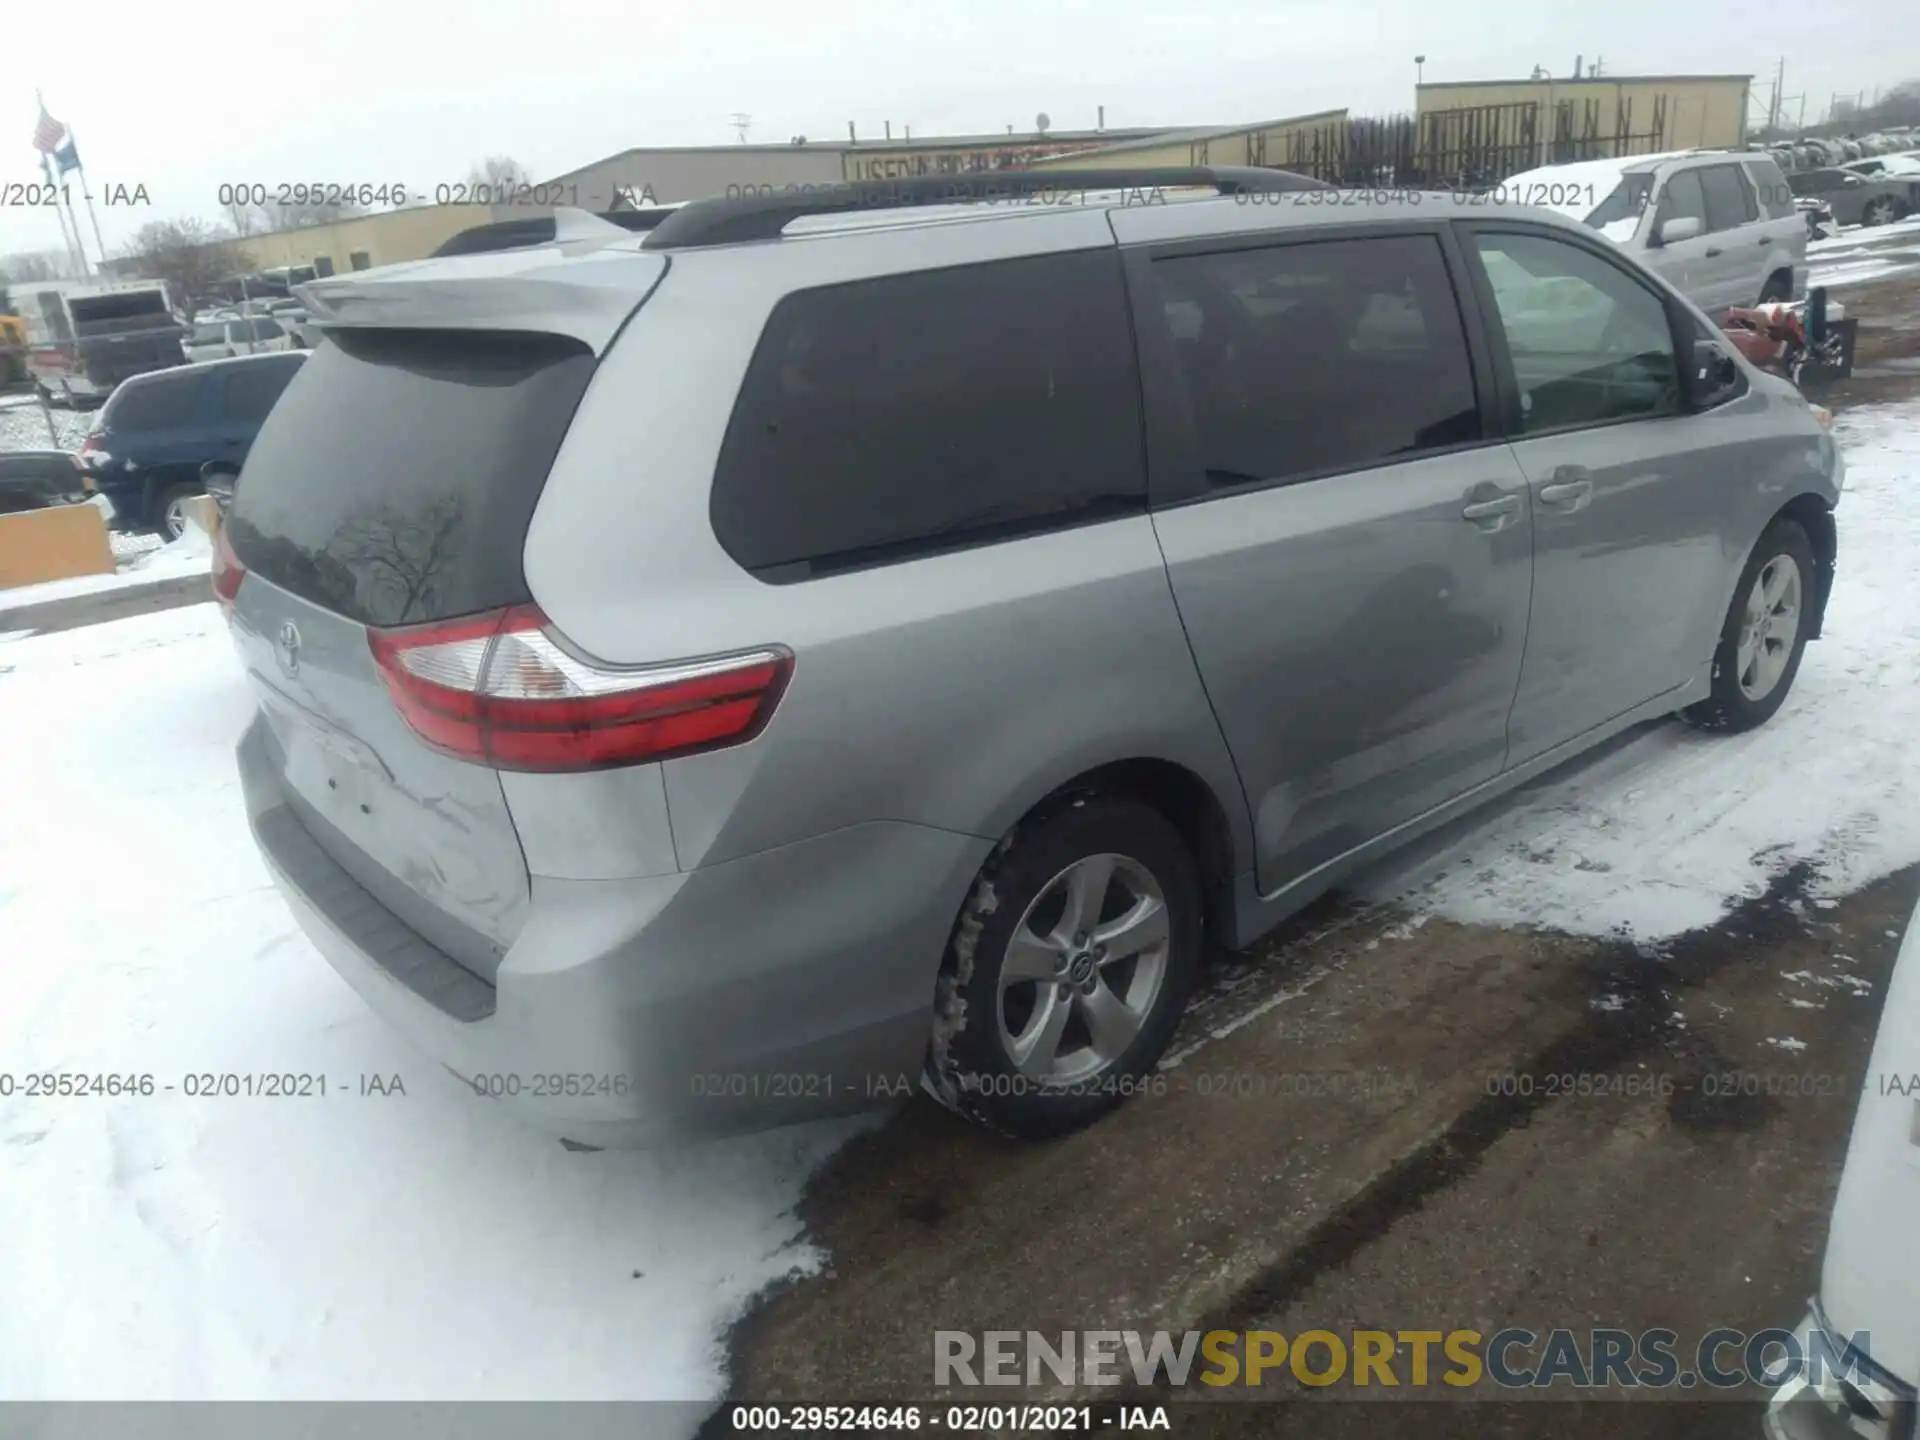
(503, 123, 1180, 216)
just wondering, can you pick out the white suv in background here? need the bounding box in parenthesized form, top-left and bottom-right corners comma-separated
(1499, 149, 1807, 316)
(182, 315, 294, 363)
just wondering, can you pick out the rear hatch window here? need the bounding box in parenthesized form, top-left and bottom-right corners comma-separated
(227, 328, 596, 627)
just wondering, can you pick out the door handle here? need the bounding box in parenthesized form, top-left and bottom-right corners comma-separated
(1704, 246, 1723, 257)
(1758, 236, 1773, 246)
(1461, 493, 1521, 524)
(1538, 478, 1594, 509)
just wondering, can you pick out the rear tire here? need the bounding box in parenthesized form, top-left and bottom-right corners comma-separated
(154, 484, 201, 542)
(1757, 272, 1791, 306)
(1682, 520, 1815, 733)
(1864, 197, 1897, 226)
(925, 795, 1202, 1138)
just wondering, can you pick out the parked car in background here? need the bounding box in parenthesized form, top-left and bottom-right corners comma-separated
(1788, 167, 1917, 227)
(265, 299, 315, 347)
(1497, 149, 1806, 314)
(1763, 893, 1920, 1440)
(219, 171, 1841, 1148)
(1841, 150, 1920, 179)
(13, 278, 185, 404)
(182, 315, 295, 364)
(78, 350, 307, 538)
(0, 449, 90, 515)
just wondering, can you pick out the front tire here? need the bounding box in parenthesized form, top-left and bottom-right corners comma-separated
(1864, 197, 1897, 227)
(926, 795, 1202, 1138)
(1682, 519, 1815, 733)
(1757, 272, 1791, 306)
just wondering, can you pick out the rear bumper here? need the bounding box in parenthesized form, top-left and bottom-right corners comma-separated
(238, 715, 991, 1147)
(1763, 1304, 1916, 1440)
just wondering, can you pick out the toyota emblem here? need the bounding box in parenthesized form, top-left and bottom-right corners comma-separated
(276, 619, 302, 677)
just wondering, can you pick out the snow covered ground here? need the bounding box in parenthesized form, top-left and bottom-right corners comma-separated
(1376, 399, 1920, 941)
(1809, 215, 1920, 290)
(0, 604, 858, 1410)
(0, 392, 89, 452)
(2, 396, 1917, 1412)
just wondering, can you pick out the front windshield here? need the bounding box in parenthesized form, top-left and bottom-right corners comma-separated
(1585, 173, 1655, 233)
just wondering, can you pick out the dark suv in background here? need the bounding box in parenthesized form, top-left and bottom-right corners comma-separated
(80, 351, 307, 538)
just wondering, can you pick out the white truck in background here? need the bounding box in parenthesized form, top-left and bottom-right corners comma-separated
(14, 277, 186, 405)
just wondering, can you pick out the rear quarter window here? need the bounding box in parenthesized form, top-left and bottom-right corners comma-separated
(1740, 157, 1798, 220)
(105, 374, 200, 431)
(226, 328, 595, 627)
(710, 249, 1147, 580)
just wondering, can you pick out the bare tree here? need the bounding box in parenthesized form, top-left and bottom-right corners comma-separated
(0, 250, 69, 284)
(123, 219, 247, 314)
(465, 155, 534, 195)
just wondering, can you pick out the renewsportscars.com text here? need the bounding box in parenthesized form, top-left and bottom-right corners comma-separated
(935, 1326, 1874, 1391)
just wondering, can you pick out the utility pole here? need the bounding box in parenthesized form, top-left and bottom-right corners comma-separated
(1766, 56, 1784, 137)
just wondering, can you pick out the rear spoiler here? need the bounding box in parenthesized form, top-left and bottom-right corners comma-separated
(294, 219, 670, 356)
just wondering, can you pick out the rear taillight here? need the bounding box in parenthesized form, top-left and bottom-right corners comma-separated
(366, 605, 791, 772)
(211, 526, 246, 605)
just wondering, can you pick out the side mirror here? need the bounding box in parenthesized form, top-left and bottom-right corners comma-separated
(1843, 173, 1865, 186)
(1687, 338, 1742, 410)
(1653, 214, 1703, 247)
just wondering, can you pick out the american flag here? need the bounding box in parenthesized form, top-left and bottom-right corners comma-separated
(33, 102, 67, 154)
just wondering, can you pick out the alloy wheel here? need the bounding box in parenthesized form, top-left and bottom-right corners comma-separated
(995, 852, 1171, 1086)
(1736, 555, 1802, 701)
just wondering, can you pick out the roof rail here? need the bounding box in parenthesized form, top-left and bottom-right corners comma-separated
(641, 166, 1331, 250)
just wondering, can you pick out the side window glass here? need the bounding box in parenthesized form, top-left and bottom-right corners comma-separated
(711, 250, 1147, 577)
(1473, 231, 1680, 434)
(1654, 171, 1709, 232)
(1148, 234, 1481, 488)
(1700, 165, 1754, 232)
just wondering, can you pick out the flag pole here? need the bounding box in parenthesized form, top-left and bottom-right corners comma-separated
(60, 182, 94, 275)
(70, 132, 111, 270)
(44, 165, 83, 277)
(34, 90, 86, 277)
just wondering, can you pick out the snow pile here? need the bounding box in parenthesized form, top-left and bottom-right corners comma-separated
(0, 603, 855, 1410)
(1374, 399, 1920, 941)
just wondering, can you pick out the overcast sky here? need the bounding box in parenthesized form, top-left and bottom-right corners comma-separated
(4, 0, 1914, 260)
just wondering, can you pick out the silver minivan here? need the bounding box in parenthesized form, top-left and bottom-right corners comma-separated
(217, 170, 1843, 1146)
(1499, 149, 1808, 314)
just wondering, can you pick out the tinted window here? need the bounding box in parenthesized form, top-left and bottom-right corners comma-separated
(1474, 232, 1679, 434)
(244, 318, 285, 341)
(105, 373, 201, 431)
(1700, 165, 1756, 231)
(190, 324, 226, 345)
(1742, 158, 1797, 219)
(711, 250, 1146, 578)
(219, 359, 302, 422)
(227, 329, 595, 626)
(1149, 235, 1480, 488)
(1789, 170, 1842, 196)
(1655, 170, 1709, 230)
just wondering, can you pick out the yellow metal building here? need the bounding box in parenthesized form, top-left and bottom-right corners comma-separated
(1026, 112, 1350, 173)
(232, 205, 493, 277)
(1416, 73, 1753, 162)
